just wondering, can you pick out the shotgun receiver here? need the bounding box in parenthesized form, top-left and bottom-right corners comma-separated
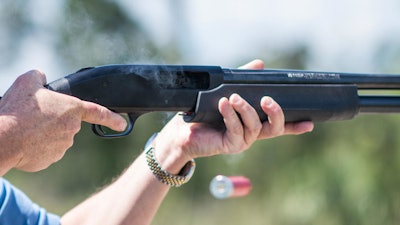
(44, 65, 400, 138)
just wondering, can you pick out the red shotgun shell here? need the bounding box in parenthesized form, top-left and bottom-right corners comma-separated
(209, 175, 252, 199)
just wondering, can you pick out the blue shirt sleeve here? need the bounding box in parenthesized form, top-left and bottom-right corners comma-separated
(0, 178, 60, 225)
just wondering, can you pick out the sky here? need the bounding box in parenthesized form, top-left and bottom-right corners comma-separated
(122, 0, 400, 70)
(1, 0, 400, 93)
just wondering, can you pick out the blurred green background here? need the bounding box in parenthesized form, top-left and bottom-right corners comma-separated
(2, 0, 400, 224)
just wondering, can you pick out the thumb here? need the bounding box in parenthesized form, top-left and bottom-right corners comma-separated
(238, 59, 265, 70)
(2, 70, 47, 100)
(11, 70, 47, 91)
(23, 69, 47, 86)
(80, 101, 128, 131)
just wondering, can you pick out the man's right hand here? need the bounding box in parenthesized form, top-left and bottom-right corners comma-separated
(0, 70, 127, 175)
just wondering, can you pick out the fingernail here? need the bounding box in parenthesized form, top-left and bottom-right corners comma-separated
(230, 94, 241, 104)
(118, 119, 128, 131)
(262, 96, 273, 107)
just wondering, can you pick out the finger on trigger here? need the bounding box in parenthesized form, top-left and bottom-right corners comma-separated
(81, 101, 127, 131)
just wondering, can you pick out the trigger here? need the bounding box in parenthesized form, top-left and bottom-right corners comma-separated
(92, 113, 138, 138)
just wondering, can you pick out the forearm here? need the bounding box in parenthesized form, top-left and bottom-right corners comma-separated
(61, 152, 171, 225)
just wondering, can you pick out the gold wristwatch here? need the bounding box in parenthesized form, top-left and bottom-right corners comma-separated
(144, 133, 196, 187)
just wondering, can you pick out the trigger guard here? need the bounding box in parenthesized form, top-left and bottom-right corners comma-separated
(91, 116, 134, 138)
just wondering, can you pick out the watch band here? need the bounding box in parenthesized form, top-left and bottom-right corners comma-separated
(144, 133, 195, 187)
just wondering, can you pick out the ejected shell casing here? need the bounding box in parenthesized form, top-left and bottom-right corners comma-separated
(209, 175, 252, 199)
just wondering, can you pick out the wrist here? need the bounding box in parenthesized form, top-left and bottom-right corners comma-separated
(0, 115, 23, 175)
(149, 133, 192, 175)
(144, 133, 195, 187)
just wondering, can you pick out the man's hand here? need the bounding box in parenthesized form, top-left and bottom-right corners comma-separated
(152, 59, 314, 174)
(0, 70, 127, 174)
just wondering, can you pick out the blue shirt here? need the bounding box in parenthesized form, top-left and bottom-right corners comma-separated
(0, 178, 60, 225)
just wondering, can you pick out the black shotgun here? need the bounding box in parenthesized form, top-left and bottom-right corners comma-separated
(5, 64, 400, 138)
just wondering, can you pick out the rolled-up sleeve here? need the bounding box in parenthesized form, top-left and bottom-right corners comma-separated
(0, 178, 60, 225)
